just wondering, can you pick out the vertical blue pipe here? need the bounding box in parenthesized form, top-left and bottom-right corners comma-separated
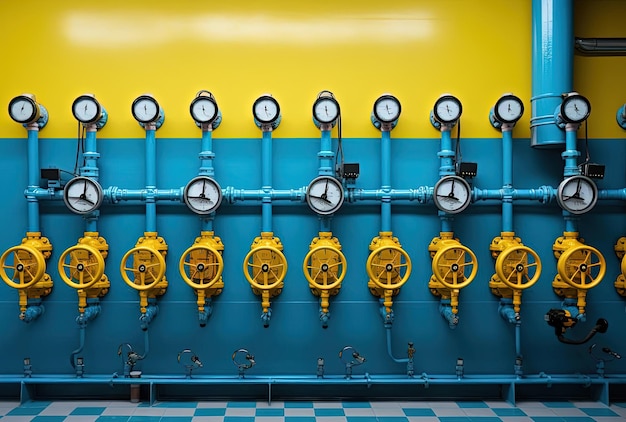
(438, 130, 455, 176)
(562, 129, 580, 177)
(261, 130, 272, 233)
(501, 129, 514, 232)
(82, 129, 100, 180)
(380, 130, 392, 232)
(145, 129, 157, 233)
(199, 129, 215, 177)
(199, 128, 215, 232)
(318, 130, 334, 176)
(26, 128, 40, 233)
(530, 0, 573, 148)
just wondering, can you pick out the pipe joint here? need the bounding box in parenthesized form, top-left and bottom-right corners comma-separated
(261, 308, 272, 328)
(20, 299, 44, 323)
(140, 300, 159, 331)
(439, 300, 459, 329)
(498, 298, 520, 324)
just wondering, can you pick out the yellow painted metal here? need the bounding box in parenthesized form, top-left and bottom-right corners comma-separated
(428, 232, 477, 315)
(179, 231, 225, 315)
(614, 237, 626, 297)
(0, 1, 535, 140)
(243, 232, 287, 313)
(303, 232, 347, 315)
(58, 232, 110, 313)
(489, 232, 541, 314)
(120, 232, 168, 313)
(366, 232, 411, 314)
(552, 232, 606, 317)
(0, 232, 53, 315)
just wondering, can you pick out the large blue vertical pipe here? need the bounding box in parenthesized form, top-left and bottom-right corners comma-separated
(26, 128, 40, 232)
(530, 0, 573, 148)
(562, 128, 580, 177)
(380, 130, 392, 233)
(261, 130, 273, 233)
(145, 129, 157, 233)
(318, 129, 334, 177)
(438, 130, 455, 176)
(502, 129, 514, 232)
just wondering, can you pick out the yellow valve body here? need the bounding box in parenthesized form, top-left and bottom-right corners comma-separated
(303, 232, 347, 314)
(428, 232, 478, 315)
(179, 231, 225, 314)
(552, 232, 606, 316)
(243, 232, 287, 313)
(366, 232, 411, 314)
(120, 232, 168, 313)
(613, 237, 626, 297)
(489, 232, 541, 314)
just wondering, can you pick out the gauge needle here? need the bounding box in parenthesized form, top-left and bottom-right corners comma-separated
(310, 194, 331, 204)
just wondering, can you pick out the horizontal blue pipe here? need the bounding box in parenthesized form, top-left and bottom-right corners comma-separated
(599, 189, 626, 200)
(2, 373, 612, 386)
(348, 187, 432, 202)
(105, 188, 183, 202)
(473, 187, 555, 202)
(226, 188, 306, 203)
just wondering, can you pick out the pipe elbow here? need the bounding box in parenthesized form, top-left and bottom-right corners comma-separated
(319, 309, 330, 329)
(439, 301, 459, 329)
(498, 299, 519, 324)
(21, 304, 44, 323)
(140, 304, 159, 331)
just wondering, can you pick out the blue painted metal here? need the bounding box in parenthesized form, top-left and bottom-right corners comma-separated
(145, 129, 158, 233)
(21, 298, 44, 323)
(501, 129, 514, 232)
(198, 129, 215, 178)
(261, 130, 273, 233)
(380, 130, 392, 232)
(140, 298, 159, 331)
(318, 129, 334, 177)
(530, 0, 573, 148)
(562, 127, 581, 177)
(26, 128, 41, 233)
(437, 129, 455, 177)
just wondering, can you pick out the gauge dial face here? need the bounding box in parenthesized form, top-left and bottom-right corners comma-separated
(556, 175, 598, 214)
(373, 95, 401, 123)
(183, 176, 222, 215)
(432, 175, 471, 214)
(561, 94, 590, 123)
(434, 95, 462, 123)
(306, 175, 344, 215)
(72, 95, 101, 124)
(313, 97, 340, 124)
(132, 95, 160, 123)
(253, 95, 280, 124)
(494, 94, 524, 123)
(8, 95, 38, 124)
(63, 176, 104, 214)
(190, 97, 218, 124)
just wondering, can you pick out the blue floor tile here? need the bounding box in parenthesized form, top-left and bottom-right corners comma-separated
(314, 408, 345, 416)
(438, 417, 471, 422)
(195, 408, 226, 416)
(31, 417, 67, 422)
(403, 408, 436, 416)
(542, 402, 576, 408)
(224, 417, 255, 422)
(530, 417, 571, 421)
(467, 418, 502, 422)
(376, 418, 409, 422)
(128, 417, 162, 422)
(285, 402, 314, 408)
(71, 406, 106, 415)
(7, 407, 44, 416)
(285, 417, 317, 422)
(153, 401, 198, 408)
(346, 417, 378, 422)
(560, 417, 596, 422)
(256, 408, 284, 416)
(227, 401, 257, 408)
(160, 418, 193, 422)
(96, 417, 131, 422)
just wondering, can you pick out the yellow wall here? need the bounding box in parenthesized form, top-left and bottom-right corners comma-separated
(0, 1, 623, 139)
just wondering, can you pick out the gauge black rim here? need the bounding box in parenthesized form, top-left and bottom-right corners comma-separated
(72, 95, 102, 124)
(132, 95, 160, 123)
(252, 96, 280, 124)
(373, 94, 401, 123)
(434, 95, 462, 123)
(190, 97, 218, 124)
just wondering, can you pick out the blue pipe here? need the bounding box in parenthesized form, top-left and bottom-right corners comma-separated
(261, 130, 273, 233)
(145, 129, 157, 233)
(501, 129, 514, 232)
(437, 129, 455, 176)
(199, 297, 212, 327)
(473, 187, 555, 202)
(318, 129, 334, 176)
(562, 128, 581, 177)
(81, 129, 100, 180)
(385, 326, 408, 364)
(439, 299, 459, 329)
(198, 129, 215, 177)
(380, 130, 392, 232)
(140, 298, 159, 331)
(69, 323, 85, 369)
(348, 187, 431, 203)
(26, 128, 40, 233)
(498, 298, 518, 324)
(530, 0, 573, 148)
(21, 298, 44, 323)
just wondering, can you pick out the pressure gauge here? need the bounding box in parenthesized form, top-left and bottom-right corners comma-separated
(373, 94, 401, 123)
(183, 176, 223, 215)
(560, 93, 590, 124)
(8, 94, 41, 124)
(432, 175, 472, 214)
(433, 94, 462, 124)
(190, 91, 219, 125)
(494, 94, 524, 124)
(63, 176, 104, 215)
(313, 93, 340, 124)
(72, 94, 102, 124)
(306, 175, 344, 215)
(252, 95, 280, 124)
(131, 94, 161, 123)
(556, 175, 598, 214)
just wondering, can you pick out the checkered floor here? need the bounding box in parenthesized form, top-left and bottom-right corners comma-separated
(0, 400, 625, 421)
